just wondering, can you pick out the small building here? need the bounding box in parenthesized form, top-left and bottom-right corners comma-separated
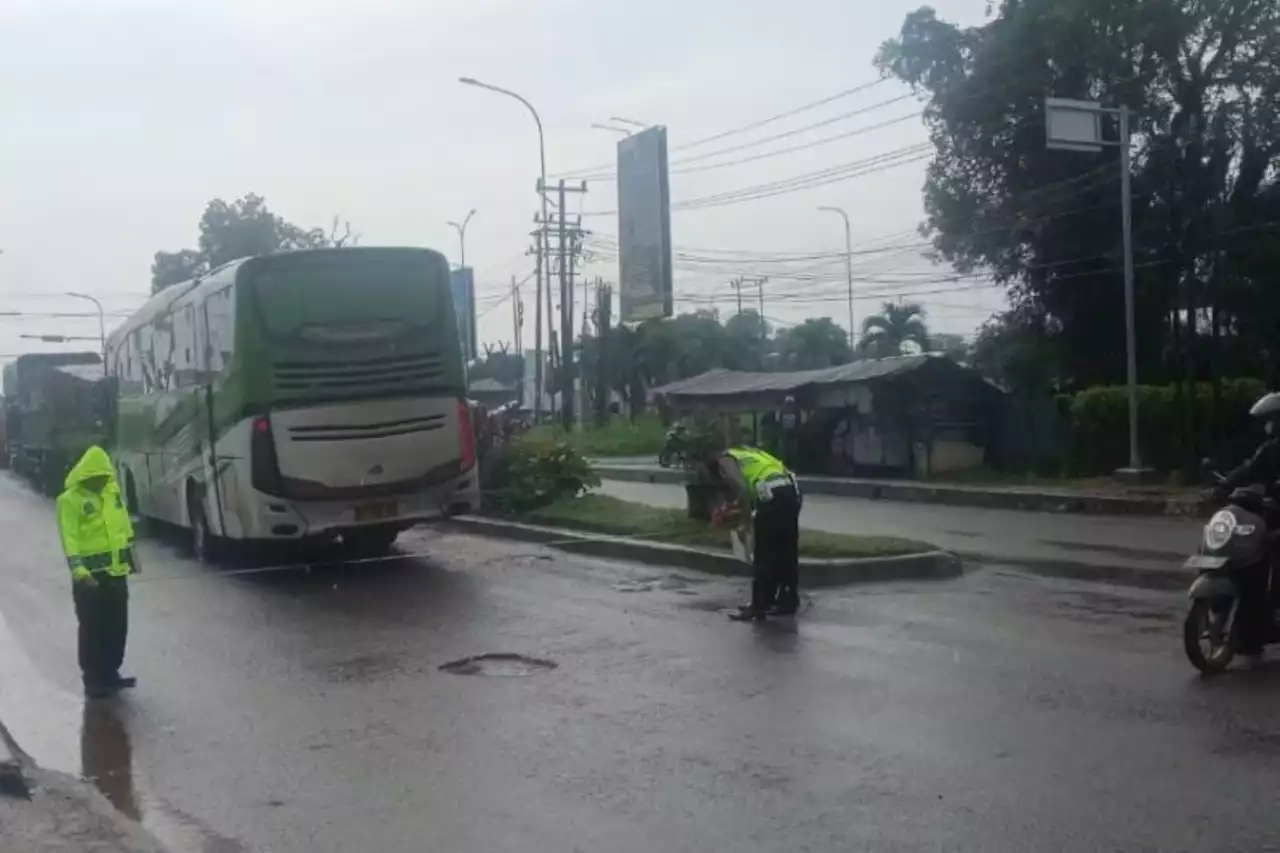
(467, 378, 519, 409)
(649, 354, 1004, 479)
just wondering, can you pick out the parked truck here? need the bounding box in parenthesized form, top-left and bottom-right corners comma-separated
(2, 352, 117, 494)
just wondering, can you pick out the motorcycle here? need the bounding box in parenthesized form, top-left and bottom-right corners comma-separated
(657, 425, 688, 468)
(1182, 466, 1280, 674)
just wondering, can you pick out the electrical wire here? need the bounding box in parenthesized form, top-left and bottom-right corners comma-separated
(571, 97, 919, 182)
(548, 77, 891, 179)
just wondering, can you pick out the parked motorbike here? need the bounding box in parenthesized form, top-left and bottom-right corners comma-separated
(1182, 466, 1280, 674)
(657, 425, 688, 468)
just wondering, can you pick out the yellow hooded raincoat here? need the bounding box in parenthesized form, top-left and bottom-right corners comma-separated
(55, 446, 135, 581)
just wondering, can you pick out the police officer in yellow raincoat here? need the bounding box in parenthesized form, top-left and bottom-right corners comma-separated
(709, 445, 802, 621)
(56, 446, 139, 698)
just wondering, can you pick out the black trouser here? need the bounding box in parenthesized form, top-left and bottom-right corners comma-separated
(1236, 562, 1272, 653)
(750, 485, 801, 611)
(73, 575, 129, 688)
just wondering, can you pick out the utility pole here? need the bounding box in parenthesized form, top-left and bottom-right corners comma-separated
(511, 275, 523, 356)
(526, 225, 545, 418)
(595, 283, 612, 428)
(737, 277, 762, 317)
(552, 179, 589, 429)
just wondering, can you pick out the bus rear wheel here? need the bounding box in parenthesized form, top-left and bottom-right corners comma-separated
(187, 487, 222, 564)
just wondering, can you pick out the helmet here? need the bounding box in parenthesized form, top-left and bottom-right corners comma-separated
(1249, 392, 1280, 419)
(1249, 392, 1280, 435)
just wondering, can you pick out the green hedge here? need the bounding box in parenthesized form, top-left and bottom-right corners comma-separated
(1069, 378, 1266, 475)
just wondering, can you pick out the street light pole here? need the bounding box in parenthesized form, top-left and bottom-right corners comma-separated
(447, 208, 477, 270)
(818, 206, 855, 352)
(66, 292, 106, 374)
(1046, 97, 1145, 476)
(459, 76, 549, 420)
(1117, 106, 1139, 475)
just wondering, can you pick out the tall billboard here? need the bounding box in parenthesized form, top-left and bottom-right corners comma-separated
(450, 267, 478, 361)
(616, 126, 673, 323)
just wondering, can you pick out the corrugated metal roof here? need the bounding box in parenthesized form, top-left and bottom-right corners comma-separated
(468, 378, 516, 393)
(650, 355, 947, 398)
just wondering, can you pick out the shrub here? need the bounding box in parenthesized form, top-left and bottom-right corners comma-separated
(480, 438, 600, 514)
(521, 413, 668, 457)
(1068, 378, 1265, 474)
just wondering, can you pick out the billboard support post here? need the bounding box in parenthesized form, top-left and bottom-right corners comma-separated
(1045, 97, 1145, 476)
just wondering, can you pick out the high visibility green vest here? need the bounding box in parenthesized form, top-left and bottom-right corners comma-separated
(726, 447, 791, 500)
(56, 446, 135, 579)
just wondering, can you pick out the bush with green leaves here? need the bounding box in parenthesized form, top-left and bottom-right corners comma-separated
(1069, 378, 1266, 474)
(481, 438, 601, 514)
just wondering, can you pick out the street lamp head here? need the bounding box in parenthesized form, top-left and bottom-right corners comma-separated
(459, 76, 478, 86)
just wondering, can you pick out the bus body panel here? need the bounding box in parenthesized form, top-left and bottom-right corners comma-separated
(106, 247, 474, 544)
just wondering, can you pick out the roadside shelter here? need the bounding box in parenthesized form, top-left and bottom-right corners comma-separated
(467, 378, 519, 409)
(649, 354, 1003, 478)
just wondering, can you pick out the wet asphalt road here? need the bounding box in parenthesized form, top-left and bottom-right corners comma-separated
(598, 479, 1203, 581)
(1, 472, 1278, 852)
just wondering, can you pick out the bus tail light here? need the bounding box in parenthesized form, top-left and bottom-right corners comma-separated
(250, 414, 285, 496)
(458, 400, 476, 472)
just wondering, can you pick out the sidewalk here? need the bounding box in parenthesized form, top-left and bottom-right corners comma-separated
(591, 458, 1205, 518)
(0, 763, 167, 853)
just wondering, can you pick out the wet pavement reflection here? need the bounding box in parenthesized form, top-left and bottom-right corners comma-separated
(81, 699, 138, 821)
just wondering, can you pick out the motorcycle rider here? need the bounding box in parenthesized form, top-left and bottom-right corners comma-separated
(1212, 391, 1280, 658)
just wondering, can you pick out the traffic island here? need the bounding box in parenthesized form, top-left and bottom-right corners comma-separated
(450, 494, 961, 586)
(591, 462, 1209, 518)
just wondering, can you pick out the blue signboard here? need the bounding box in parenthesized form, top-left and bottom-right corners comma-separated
(450, 267, 477, 361)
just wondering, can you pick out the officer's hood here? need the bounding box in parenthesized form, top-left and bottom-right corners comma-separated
(64, 445, 117, 491)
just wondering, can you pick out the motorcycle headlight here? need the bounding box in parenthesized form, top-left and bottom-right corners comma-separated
(1203, 510, 1238, 552)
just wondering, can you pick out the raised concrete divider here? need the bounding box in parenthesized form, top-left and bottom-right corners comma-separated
(447, 516, 962, 586)
(0, 719, 31, 800)
(592, 463, 1207, 518)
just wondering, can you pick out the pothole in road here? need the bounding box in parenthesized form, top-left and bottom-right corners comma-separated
(439, 653, 558, 677)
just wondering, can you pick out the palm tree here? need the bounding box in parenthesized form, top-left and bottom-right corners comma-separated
(859, 301, 930, 358)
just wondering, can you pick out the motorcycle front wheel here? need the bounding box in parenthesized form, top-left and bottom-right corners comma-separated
(658, 451, 673, 468)
(1183, 598, 1236, 675)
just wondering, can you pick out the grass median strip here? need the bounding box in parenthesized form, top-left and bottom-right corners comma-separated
(519, 494, 932, 559)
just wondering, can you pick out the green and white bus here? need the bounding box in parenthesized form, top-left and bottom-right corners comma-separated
(106, 247, 479, 559)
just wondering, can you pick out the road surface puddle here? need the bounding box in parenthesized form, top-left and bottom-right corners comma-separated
(439, 653, 557, 677)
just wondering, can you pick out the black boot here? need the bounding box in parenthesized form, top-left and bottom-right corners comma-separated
(108, 673, 137, 689)
(770, 588, 800, 616)
(728, 606, 767, 622)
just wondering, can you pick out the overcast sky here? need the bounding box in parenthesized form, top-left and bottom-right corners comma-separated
(0, 0, 1001, 367)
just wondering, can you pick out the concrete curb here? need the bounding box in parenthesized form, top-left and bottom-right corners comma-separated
(954, 551, 1188, 592)
(0, 719, 31, 800)
(592, 464, 1208, 519)
(446, 516, 962, 586)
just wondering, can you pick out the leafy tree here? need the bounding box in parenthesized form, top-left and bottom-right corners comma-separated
(722, 310, 771, 371)
(971, 306, 1063, 394)
(151, 194, 357, 293)
(774, 317, 854, 370)
(876, 0, 1280, 397)
(859, 301, 931, 357)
